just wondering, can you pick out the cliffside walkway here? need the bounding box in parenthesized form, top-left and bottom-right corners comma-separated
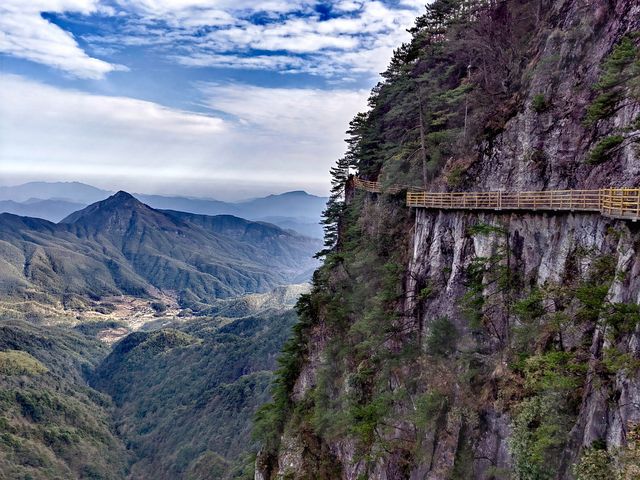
(352, 177, 640, 221)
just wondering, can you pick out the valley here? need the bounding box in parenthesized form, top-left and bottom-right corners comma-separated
(0, 192, 318, 479)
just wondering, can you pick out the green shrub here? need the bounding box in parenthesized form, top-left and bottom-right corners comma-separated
(584, 36, 639, 126)
(602, 347, 640, 376)
(348, 394, 391, 445)
(510, 395, 569, 480)
(572, 446, 613, 480)
(531, 94, 549, 113)
(584, 91, 623, 126)
(414, 390, 448, 430)
(513, 289, 545, 322)
(445, 166, 465, 187)
(602, 302, 640, 337)
(0, 351, 47, 376)
(426, 317, 458, 356)
(523, 351, 586, 394)
(586, 135, 624, 164)
(418, 283, 434, 301)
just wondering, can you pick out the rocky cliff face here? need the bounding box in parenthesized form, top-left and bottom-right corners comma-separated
(256, 1, 640, 478)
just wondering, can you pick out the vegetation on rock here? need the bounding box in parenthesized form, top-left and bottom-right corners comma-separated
(255, 1, 640, 479)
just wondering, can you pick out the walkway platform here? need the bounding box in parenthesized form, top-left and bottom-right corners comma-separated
(352, 178, 640, 221)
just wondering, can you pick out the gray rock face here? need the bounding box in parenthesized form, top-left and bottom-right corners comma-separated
(400, 0, 640, 473)
(410, 208, 640, 477)
(261, 0, 640, 478)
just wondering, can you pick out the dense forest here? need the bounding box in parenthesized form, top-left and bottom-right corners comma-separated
(256, 0, 640, 478)
(0, 308, 296, 480)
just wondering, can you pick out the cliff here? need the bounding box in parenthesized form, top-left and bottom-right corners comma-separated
(256, 1, 640, 479)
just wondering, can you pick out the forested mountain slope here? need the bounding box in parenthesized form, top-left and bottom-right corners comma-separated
(0, 309, 298, 480)
(256, 1, 640, 479)
(0, 320, 129, 479)
(91, 310, 298, 480)
(0, 192, 319, 308)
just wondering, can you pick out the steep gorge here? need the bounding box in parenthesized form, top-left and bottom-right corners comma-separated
(256, 1, 640, 478)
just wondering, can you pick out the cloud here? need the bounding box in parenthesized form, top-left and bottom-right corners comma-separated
(175, 53, 306, 71)
(0, 75, 367, 199)
(88, 0, 423, 78)
(200, 82, 367, 140)
(116, 0, 314, 26)
(0, 0, 125, 78)
(0, 1, 424, 79)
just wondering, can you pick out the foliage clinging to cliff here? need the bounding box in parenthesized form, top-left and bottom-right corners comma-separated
(256, 1, 640, 479)
(256, 1, 547, 475)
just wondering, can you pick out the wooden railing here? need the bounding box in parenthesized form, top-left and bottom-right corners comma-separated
(352, 177, 410, 195)
(352, 177, 640, 221)
(406, 190, 603, 211)
(601, 188, 640, 219)
(353, 177, 382, 193)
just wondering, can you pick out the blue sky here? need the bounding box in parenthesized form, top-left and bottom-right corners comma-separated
(0, 0, 425, 199)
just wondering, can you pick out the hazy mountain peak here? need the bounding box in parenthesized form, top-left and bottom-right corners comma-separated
(107, 191, 138, 204)
(60, 190, 152, 226)
(0, 182, 327, 237)
(0, 181, 111, 204)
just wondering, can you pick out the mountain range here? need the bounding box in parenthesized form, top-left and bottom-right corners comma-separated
(0, 182, 327, 238)
(0, 189, 320, 479)
(0, 191, 320, 310)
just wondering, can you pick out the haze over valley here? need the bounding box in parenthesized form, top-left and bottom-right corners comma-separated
(0, 181, 328, 239)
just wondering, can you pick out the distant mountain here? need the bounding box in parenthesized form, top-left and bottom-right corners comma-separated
(0, 192, 320, 307)
(0, 181, 111, 204)
(0, 198, 86, 222)
(257, 215, 324, 239)
(234, 190, 328, 219)
(135, 193, 238, 216)
(136, 190, 327, 238)
(0, 182, 327, 238)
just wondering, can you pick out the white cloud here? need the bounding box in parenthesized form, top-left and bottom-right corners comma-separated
(0, 75, 367, 199)
(175, 53, 306, 71)
(200, 83, 367, 140)
(115, 0, 314, 27)
(88, 0, 424, 78)
(0, 1, 425, 79)
(0, 0, 125, 78)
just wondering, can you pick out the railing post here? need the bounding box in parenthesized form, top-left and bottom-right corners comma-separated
(608, 187, 613, 216)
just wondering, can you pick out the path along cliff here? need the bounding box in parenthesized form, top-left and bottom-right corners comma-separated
(255, 1, 640, 478)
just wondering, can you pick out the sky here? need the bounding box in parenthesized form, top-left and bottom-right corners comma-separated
(0, 0, 426, 200)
